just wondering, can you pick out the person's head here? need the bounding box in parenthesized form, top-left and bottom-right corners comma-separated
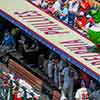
(81, 80, 86, 87)
(72, 0, 77, 3)
(78, 11, 84, 17)
(61, 4, 65, 9)
(4, 29, 10, 36)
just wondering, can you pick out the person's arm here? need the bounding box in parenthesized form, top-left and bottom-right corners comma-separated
(75, 89, 80, 100)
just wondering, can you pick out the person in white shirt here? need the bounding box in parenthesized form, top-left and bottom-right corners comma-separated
(52, 0, 62, 12)
(75, 80, 89, 100)
(67, 0, 79, 27)
(50, 0, 63, 15)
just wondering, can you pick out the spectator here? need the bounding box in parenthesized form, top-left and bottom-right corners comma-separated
(23, 37, 39, 65)
(61, 62, 74, 100)
(89, 87, 100, 100)
(67, 0, 79, 27)
(1, 29, 15, 49)
(89, 80, 96, 93)
(0, 29, 16, 58)
(50, 0, 63, 15)
(47, 56, 55, 81)
(41, 0, 48, 9)
(52, 54, 61, 87)
(76, 12, 87, 30)
(79, 0, 90, 14)
(11, 28, 21, 49)
(75, 80, 89, 100)
(85, 14, 95, 30)
(48, 0, 55, 3)
(59, 4, 68, 24)
(80, 71, 90, 88)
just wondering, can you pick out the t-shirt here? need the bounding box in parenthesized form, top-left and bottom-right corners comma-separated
(68, 1, 79, 13)
(48, 0, 55, 3)
(47, 60, 54, 78)
(59, 7, 68, 23)
(76, 16, 87, 28)
(75, 87, 89, 100)
(61, 67, 70, 88)
(52, 1, 61, 12)
(80, 1, 90, 13)
(3, 35, 15, 48)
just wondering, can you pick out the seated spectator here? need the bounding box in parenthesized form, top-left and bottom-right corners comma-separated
(85, 14, 95, 30)
(47, 0, 63, 16)
(0, 29, 16, 57)
(23, 38, 39, 65)
(1, 29, 15, 49)
(59, 4, 68, 24)
(76, 13, 95, 34)
(80, 0, 90, 14)
(11, 28, 21, 49)
(48, 0, 55, 4)
(41, 0, 48, 9)
(89, 1, 98, 11)
(76, 12, 87, 30)
(67, 0, 79, 27)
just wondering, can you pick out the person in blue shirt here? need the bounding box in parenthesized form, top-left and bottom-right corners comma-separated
(59, 4, 68, 24)
(0, 29, 15, 57)
(67, 0, 79, 27)
(2, 29, 15, 49)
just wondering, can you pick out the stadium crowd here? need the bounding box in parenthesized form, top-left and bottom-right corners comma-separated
(0, 0, 100, 100)
(30, 0, 100, 47)
(0, 23, 100, 100)
(0, 67, 40, 100)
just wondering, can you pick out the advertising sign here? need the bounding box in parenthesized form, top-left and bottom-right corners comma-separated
(0, 0, 100, 81)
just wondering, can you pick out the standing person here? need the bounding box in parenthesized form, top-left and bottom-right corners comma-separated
(47, 55, 55, 81)
(67, 0, 79, 27)
(53, 55, 61, 87)
(61, 62, 74, 100)
(60, 62, 70, 99)
(75, 80, 89, 100)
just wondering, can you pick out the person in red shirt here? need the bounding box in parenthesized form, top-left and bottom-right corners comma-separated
(76, 12, 87, 29)
(80, 0, 90, 13)
(48, 0, 55, 4)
